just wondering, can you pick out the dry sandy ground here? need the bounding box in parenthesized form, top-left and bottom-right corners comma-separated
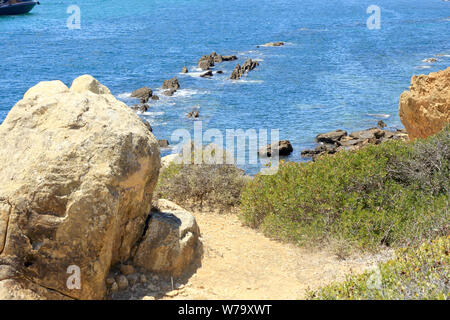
(111, 210, 392, 300)
(161, 211, 391, 300)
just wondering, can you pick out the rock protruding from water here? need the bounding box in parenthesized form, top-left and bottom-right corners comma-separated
(262, 41, 285, 47)
(133, 200, 201, 277)
(162, 77, 180, 97)
(399, 67, 450, 140)
(162, 77, 180, 91)
(198, 52, 238, 71)
(258, 140, 293, 157)
(0, 75, 161, 300)
(131, 87, 153, 103)
(230, 59, 259, 80)
(198, 54, 215, 71)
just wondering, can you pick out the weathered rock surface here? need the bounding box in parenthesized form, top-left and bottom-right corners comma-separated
(198, 55, 215, 71)
(162, 77, 180, 91)
(133, 200, 201, 277)
(258, 140, 293, 157)
(316, 130, 347, 144)
(230, 59, 259, 80)
(399, 67, 450, 139)
(0, 75, 161, 300)
(131, 87, 153, 104)
(181, 66, 188, 74)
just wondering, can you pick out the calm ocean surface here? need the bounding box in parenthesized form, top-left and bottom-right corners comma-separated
(1, 0, 449, 173)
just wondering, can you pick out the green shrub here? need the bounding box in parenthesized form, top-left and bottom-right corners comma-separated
(155, 162, 249, 212)
(240, 126, 450, 250)
(307, 236, 450, 300)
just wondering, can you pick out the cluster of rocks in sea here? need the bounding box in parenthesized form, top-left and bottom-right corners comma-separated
(127, 41, 287, 121)
(256, 120, 410, 161)
(301, 123, 409, 161)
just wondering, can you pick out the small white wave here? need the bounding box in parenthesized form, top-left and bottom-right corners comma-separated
(436, 54, 450, 58)
(174, 89, 209, 97)
(230, 79, 264, 84)
(415, 65, 432, 69)
(367, 113, 391, 119)
(117, 92, 132, 99)
(142, 111, 165, 116)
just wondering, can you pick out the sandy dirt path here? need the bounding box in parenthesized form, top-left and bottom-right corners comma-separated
(159, 211, 391, 300)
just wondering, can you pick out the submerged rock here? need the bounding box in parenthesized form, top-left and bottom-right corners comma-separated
(399, 67, 450, 139)
(163, 89, 177, 97)
(262, 41, 285, 47)
(0, 75, 161, 300)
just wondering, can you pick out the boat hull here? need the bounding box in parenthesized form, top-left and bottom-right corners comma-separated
(0, 2, 37, 16)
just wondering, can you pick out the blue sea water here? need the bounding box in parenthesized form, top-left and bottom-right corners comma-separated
(0, 0, 449, 174)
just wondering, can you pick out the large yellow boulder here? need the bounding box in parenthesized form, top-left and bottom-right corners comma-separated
(0, 76, 160, 299)
(399, 67, 450, 139)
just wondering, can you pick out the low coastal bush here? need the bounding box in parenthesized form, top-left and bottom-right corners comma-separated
(155, 162, 249, 212)
(240, 126, 449, 250)
(307, 236, 450, 300)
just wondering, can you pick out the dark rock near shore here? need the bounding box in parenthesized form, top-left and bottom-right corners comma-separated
(349, 128, 385, 140)
(216, 70, 224, 74)
(230, 59, 259, 80)
(131, 104, 149, 113)
(151, 95, 160, 101)
(200, 70, 213, 78)
(315, 130, 347, 144)
(131, 87, 153, 103)
(377, 120, 387, 129)
(302, 126, 409, 161)
(158, 139, 170, 148)
(162, 77, 180, 91)
(258, 140, 293, 157)
(181, 66, 188, 73)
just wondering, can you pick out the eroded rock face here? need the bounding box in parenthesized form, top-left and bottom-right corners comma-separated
(399, 67, 450, 139)
(0, 75, 160, 300)
(133, 200, 201, 277)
